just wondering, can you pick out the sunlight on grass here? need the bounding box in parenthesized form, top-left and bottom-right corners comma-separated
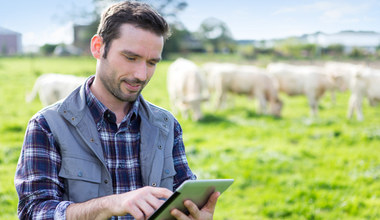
(0, 56, 379, 219)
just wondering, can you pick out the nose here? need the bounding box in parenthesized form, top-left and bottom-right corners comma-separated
(134, 62, 148, 82)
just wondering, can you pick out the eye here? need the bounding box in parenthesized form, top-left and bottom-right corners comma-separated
(147, 61, 157, 67)
(148, 59, 160, 67)
(126, 56, 136, 61)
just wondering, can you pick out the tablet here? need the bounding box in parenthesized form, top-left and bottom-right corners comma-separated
(148, 179, 234, 220)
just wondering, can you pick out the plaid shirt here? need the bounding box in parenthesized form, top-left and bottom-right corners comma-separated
(15, 76, 196, 220)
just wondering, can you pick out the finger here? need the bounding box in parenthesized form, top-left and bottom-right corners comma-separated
(145, 200, 166, 219)
(128, 206, 145, 220)
(170, 208, 189, 220)
(145, 193, 167, 210)
(136, 198, 156, 218)
(201, 191, 220, 212)
(183, 200, 200, 219)
(135, 204, 153, 220)
(150, 187, 173, 199)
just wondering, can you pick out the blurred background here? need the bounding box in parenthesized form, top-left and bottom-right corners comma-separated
(1, 0, 380, 60)
(1, 0, 380, 219)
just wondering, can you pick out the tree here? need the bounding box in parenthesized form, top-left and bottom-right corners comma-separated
(162, 23, 190, 57)
(197, 17, 235, 53)
(73, 0, 188, 55)
(273, 38, 318, 58)
(40, 44, 59, 56)
(349, 47, 366, 58)
(141, 0, 187, 22)
(375, 44, 380, 58)
(92, 0, 187, 22)
(323, 44, 344, 56)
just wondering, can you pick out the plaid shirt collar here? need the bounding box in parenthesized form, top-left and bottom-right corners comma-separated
(84, 76, 140, 129)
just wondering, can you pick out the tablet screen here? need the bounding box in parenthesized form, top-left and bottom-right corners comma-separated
(148, 179, 234, 220)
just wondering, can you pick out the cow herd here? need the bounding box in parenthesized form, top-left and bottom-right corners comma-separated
(25, 73, 86, 106)
(25, 59, 380, 122)
(167, 58, 380, 121)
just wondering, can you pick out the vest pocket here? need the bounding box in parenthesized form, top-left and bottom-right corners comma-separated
(160, 159, 177, 191)
(59, 157, 101, 203)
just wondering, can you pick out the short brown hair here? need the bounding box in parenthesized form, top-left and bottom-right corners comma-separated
(97, 1, 170, 58)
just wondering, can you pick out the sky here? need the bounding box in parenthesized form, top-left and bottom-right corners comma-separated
(1, 0, 380, 47)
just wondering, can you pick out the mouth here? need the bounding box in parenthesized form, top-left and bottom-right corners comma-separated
(122, 80, 142, 92)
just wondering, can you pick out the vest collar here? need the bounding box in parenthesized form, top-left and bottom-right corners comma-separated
(57, 76, 170, 135)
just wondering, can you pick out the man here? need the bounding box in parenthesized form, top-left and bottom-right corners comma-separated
(15, 1, 220, 219)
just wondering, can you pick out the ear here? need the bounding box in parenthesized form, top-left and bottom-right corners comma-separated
(91, 35, 103, 59)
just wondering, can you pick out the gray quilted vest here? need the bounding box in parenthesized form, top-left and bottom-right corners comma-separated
(42, 79, 176, 203)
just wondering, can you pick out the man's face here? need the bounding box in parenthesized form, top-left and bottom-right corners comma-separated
(96, 23, 164, 103)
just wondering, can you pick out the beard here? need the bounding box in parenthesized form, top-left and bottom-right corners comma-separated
(99, 71, 146, 103)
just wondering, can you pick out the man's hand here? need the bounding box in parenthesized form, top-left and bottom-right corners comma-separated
(170, 191, 221, 220)
(67, 186, 172, 220)
(108, 186, 173, 219)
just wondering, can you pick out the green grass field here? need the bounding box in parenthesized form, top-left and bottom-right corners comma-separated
(0, 56, 379, 219)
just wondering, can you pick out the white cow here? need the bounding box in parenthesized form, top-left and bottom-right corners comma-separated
(202, 63, 283, 117)
(201, 62, 238, 107)
(324, 61, 363, 103)
(26, 73, 87, 106)
(267, 62, 334, 116)
(347, 67, 380, 121)
(167, 58, 208, 121)
(201, 62, 237, 91)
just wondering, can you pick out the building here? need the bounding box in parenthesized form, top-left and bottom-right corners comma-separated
(0, 26, 22, 55)
(73, 24, 98, 55)
(306, 31, 380, 54)
(243, 31, 380, 55)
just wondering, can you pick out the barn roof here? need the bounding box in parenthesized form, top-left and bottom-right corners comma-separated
(0, 26, 21, 35)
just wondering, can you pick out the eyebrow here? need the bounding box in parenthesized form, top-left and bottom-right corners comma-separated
(120, 50, 161, 63)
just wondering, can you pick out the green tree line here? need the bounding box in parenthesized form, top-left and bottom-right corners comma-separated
(36, 0, 380, 60)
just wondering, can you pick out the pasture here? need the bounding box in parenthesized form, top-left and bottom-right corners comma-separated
(0, 56, 379, 219)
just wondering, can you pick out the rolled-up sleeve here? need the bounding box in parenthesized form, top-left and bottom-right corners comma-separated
(14, 114, 69, 220)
